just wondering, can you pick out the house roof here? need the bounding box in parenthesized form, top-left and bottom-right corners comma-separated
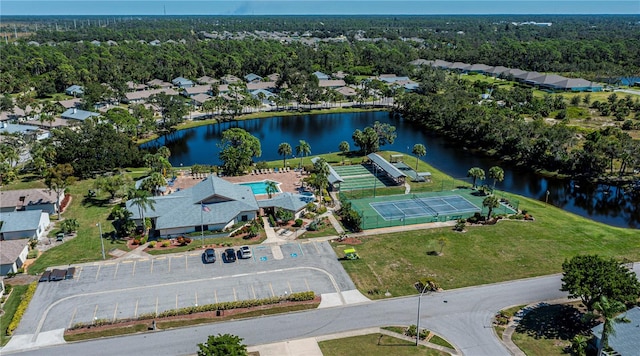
(553, 78, 601, 89)
(431, 59, 452, 68)
(0, 188, 58, 209)
(367, 153, 407, 179)
(266, 73, 280, 81)
(221, 75, 241, 84)
(57, 98, 82, 109)
(246, 81, 276, 91)
(257, 192, 310, 212)
(318, 80, 346, 88)
(592, 307, 640, 356)
(126, 175, 258, 230)
(125, 88, 179, 102)
(0, 210, 44, 233)
(0, 239, 29, 265)
(250, 89, 275, 98)
(172, 77, 193, 86)
(183, 85, 211, 96)
(409, 59, 432, 66)
(335, 86, 358, 96)
(449, 62, 471, 70)
(485, 66, 510, 75)
(65, 85, 84, 94)
(197, 76, 218, 85)
(0, 123, 41, 135)
(244, 73, 262, 82)
(126, 81, 147, 91)
(312, 71, 330, 80)
(505, 68, 527, 77)
(191, 93, 213, 105)
(61, 108, 100, 121)
(146, 79, 173, 88)
(466, 64, 491, 72)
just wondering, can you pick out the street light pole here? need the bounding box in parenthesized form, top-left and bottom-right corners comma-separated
(373, 165, 378, 198)
(416, 283, 429, 346)
(96, 222, 105, 260)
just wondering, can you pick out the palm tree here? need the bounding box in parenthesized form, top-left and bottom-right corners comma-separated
(593, 296, 628, 356)
(295, 140, 311, 170)
(141, 172, 167, 196)
(312, 157, 330, 204)
(482, 195, 500, 220)
(265, 180, 278, 199)
(157, 146, 171, 159)
(467, 167, 485, 189)
(338, 141, 350, 165)
(129, 189, 155, 232)
(488, 166, 505, 191)
(277, 142, 292, 168)
(412, 144, 427, 171)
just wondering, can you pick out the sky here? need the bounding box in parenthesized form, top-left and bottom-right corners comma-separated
(1, 0, 639, 16)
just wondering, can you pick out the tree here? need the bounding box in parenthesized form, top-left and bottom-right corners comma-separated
(338, 141, 350, 164)
(218, 128, 261, 176)
(60, 218, 80, 234)
(570, 335, 588, 356)
(197, 333, 248, 356)
(488, 166, 505, 191)
(141, 172, 167, 196)
(277, 142, 292, 168)
(482, 195, 500, 220)
(561, 255, 640, 311)
(45, 164, 76, 220)
(412, 144, 427, 171)
(129, 189, 155, 232)
(437, 236, 448, 255)
(265, 180, 278, 199)
(352, 121, 397, 155)
(94, 174, 132, 201)
(467, 167, 485, 189)
(312, 157, 330, 204)
(592, 296, 628, 356)
(295, 140, 311, 169)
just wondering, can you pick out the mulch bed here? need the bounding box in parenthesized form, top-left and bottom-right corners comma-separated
(59, 194, 72, 212)
(64, 297, 320, 336)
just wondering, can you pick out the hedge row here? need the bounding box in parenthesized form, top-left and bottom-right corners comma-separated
(70, 291, 315, 330)
(7, 282, 38, 336)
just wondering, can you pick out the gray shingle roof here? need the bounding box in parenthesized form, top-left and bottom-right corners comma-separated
(0, 189, 58, 209)
(592, 306, 640, 356)
(257, 192, 310, 212)
(126, 175, 258, 230)
(0, 239, 29, 265)
(0, 210, 44, 233)
(61, 108, 100, 121)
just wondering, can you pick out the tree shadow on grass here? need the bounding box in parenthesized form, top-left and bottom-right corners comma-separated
(515, 304, 597, 341)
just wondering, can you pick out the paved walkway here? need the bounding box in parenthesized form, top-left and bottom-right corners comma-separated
(117, 242, 151, 260)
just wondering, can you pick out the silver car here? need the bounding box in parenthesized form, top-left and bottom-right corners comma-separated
(239, 246, 252, 259)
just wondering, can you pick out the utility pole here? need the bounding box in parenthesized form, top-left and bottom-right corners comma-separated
(416, 283, 430, 346)
(97, 222, 105, 260)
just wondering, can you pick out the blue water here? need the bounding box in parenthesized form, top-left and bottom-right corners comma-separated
(239, 180, 281, 195)
(142, 111, 640, 228)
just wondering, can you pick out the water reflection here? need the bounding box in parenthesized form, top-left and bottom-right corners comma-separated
(141, 111, 639, 228)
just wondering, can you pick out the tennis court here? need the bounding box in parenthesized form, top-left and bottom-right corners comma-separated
(332, 164, 393, 191)
(370, 194, 479, 221)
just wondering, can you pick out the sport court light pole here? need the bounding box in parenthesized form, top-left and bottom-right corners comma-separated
(96, 222, 105, 260)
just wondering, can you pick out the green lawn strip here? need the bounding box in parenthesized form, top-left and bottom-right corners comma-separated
(318, 333, 448, 356)
(510, 332, 568, 356)
(28, 178, 129, 274)
(427, 334, 454, 349)
(0, 285, 29, 346)
(334, 192, 640, 297)
(64, 303, 318, 342)
(146, 236, 267, 256)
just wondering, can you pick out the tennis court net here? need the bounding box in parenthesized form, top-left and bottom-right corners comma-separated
(413, 194, 437, 216)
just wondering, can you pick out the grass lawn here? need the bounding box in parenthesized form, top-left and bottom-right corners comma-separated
(0, 285, 29, 346)
(319, 333, 448, 356)
(333, 153, 640, 297)
(24, 178, 130, 274)
(146, 235, 267, 256)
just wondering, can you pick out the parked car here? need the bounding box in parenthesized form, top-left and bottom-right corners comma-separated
(224, 248, 237, 263)
(202, 248, 216, 264)
(49, 269, 67, 281)
(65, 267, 76, 280)
(239, 246, 252, 259)
(56, 233, 64, 242)
(39, 270, 51, 282)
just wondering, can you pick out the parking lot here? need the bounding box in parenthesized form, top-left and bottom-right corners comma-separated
(15, 241, 357, 338)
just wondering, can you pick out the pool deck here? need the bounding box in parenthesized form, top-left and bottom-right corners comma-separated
(170, 170, 307, 200)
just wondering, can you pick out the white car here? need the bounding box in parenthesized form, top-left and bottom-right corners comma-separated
(239, 246, 252, 259)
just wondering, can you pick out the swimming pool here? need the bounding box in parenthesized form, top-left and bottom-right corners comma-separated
(239, 180, 281, 195)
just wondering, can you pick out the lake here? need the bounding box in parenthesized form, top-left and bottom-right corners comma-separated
(142, 111, 640, 228)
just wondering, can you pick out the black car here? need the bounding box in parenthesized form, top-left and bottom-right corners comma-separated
(39, 270, 52, 282)
(202, 248, 216, 264)
(224, 248, 237, 263)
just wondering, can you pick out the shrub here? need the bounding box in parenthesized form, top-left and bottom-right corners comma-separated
(316, 205, 328, 214)
(148, 241, 157, 248)
(453, 219, 466, 232)
(27, 248, 39, 259)
(405, 325, 428, 339)
(162, 240, 170, 247)
(7, 282, 37, 335)
(293, 219, 303, 227)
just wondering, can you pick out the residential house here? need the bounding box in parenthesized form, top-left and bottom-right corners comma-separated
(408, 59, 432, 66)
(266, 73, 280, 82)
(592, 306, 640, 356)
(149, 40, 161, 46)
(126, 81, 148, 91)
(182, 85, 212, 97)
(146, 79, 173, 89)
(0, 210, 50, 240)
(191, 93, 213, 108)
(0, 239, 29, 276)
(246, 82, 277, 91)
(197, 76, 218, 85)
(125, 175, 259, 237)
(221, 75, 242, 84)
(0, 122, 49, 141)
(332, 71, 348, 79)
(312, 71, 330, 80)
(124, 88, 179, 104)
(318, 80, 346, 88)
(65, 85, 84, 97)
(334, 86, 358, 98)
(0, 188, 63, 215)
(90, 40, 101, 46)
(57, 98, 82, 110)
(172, 77, 194, 88)
(250, 89, 276, 105)
(448, 62, 472, 72)
(60, 108, 100, 122)
(484, 66, 510, 77)
(244, 73, 263, 83)
(466, 64, 492, 74)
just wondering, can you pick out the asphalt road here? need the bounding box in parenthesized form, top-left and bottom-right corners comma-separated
(9, 272, 572, 356)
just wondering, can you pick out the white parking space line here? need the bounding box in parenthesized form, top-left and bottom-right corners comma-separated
(214, 290, 218, 304)
(113, 263, 119, 279)
(305, 278, 310, 291)
(112, 303, 118, 322)
(251, 285, 256, 299)
(175, 294, 178, 309)
(68, 307, 77, 329)
(269, 283, 275, 297)
(155, 297, 159, 316)
(95, 265, 101, 280)
(134, 299, 139, 318)
(92, 304, 99, 321)
(150, 259, 154, 273)
(75, 267, 82, 282)
(314, 242, 321, 254)
(168, 257, 172, 273)
(233, 287, 237, 301)
(132, 261, 136, 276)
(287, 281, 292, 293)
(195, 292, 198, 306)
(185, 255, 188, 270)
